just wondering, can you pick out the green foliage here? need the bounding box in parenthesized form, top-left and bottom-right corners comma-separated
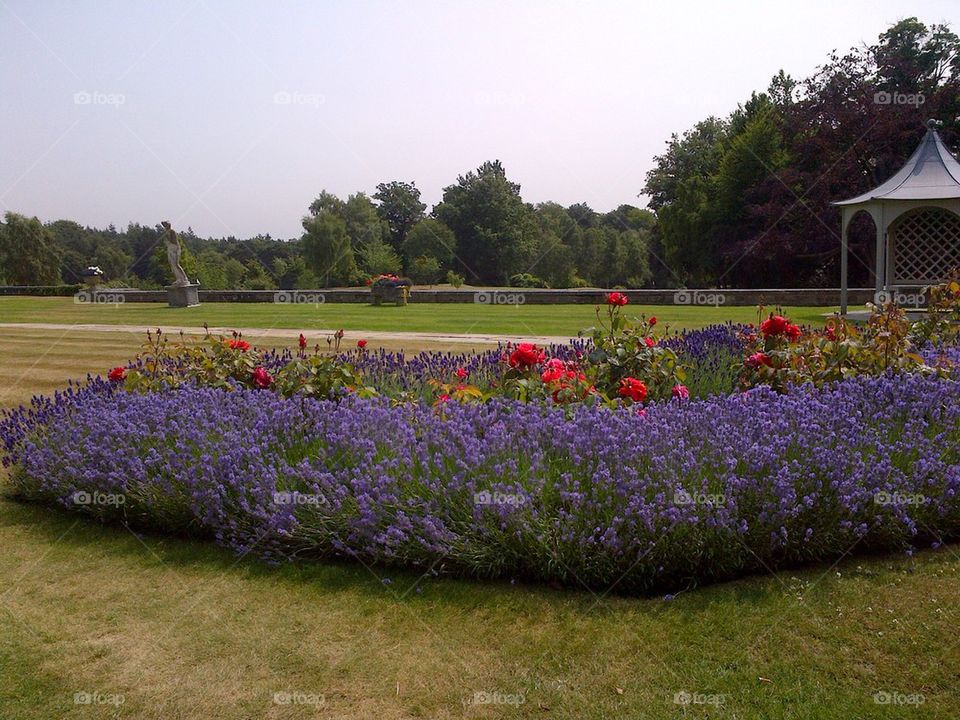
(124, 330, 374, 400)
(0, 212, 61, 285)
(509, 273, 548, 288)
(301, 210, 358, 287)
(402, 219, 455, 272)
(359, 235, 402, 276)
(373, 181, 426, 251)
(408, 255, 442, 284)
(445, 270, 464, 288)
(738, 306, 943, 392)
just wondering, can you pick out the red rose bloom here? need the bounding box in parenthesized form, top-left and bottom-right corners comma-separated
(508, 343, 545, 369)
(648, 316, 657, 326)
(618, 377, 647, 402)
(746, 352, 773, 368)
(437, 393, 450, 403)
(606, 291, 628, 307)
(298, 333, 307, 349)
(252, 367, 273, 389)
(760, 315, 801, 341)
(643, 337, 656, 348)
(357, 339, 367, 349)
(108, 367, 126, 382)
(228, 339, 251, 352)
(672, 384, 689, 400)
(455, 367, 468, 380)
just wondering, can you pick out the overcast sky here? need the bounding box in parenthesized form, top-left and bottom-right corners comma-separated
(0, 0, 956, 239)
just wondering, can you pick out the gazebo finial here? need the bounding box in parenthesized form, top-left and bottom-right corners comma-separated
(927, 118, 942, 130)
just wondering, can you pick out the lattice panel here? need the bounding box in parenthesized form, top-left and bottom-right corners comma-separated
(892, 208, 960, 284)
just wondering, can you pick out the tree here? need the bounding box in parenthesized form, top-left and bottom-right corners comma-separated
(373, 181, 426, 252)
(433, 160, 536, 285)
(359, 235, 402, 275)
(0, 212, 60, 285)
(402, 219, 455, 272)
(301, 213, 357, 287)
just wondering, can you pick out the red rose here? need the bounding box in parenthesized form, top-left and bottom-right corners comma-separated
(508, 343, 545, 369)
(643, 337, 656, 348)
(648, 316, 657, 326)
(672, 384, 689, 400)
(760, 315, 801, 341)
(618, 377, 647, 403)
(108, 367, 126, 382)
(606, 292, 628, 307)
(357, 339, 367, 349)
(437, 393, 450, 403)
(228, 339, 251, 352)
(746, 352, 773, 368)
(298, 333, 307, 349)
(252, 367, 273, 389)
(455, 367, 468, 380)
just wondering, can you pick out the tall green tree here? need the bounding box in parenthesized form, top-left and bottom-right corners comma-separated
(0, 212, 61, 285)
(434, 160, 536, 285)
(301, 212, 357, 287)
(373, 181, 426, 252)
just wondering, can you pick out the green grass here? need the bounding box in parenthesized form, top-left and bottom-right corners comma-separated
(0, 297, 854, 335)
(1, 326, 958, 719)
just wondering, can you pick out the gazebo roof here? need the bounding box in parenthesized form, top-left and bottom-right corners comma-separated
(835, 120, 960, 206)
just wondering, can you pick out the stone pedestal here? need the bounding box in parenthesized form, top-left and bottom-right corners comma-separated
(166, 283, 200, 308)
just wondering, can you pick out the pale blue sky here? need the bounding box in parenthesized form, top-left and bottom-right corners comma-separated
(1, 0, 956, 238)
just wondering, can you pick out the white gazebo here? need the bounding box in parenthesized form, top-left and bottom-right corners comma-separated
(836, 119, 960, 314)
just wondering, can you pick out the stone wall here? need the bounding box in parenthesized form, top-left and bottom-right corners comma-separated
(0, 286, 877, 306)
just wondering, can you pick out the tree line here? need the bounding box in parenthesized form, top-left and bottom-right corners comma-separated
(2, 17, 957, 291)
(643, 17, 960, 288)
(0, 170, 654, 290)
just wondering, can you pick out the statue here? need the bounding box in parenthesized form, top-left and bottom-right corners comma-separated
(161, 221, 190, 286)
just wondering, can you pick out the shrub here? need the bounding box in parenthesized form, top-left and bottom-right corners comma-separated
(446, 270, 465, 288)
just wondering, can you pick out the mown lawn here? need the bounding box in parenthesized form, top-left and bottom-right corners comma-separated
(1, 327, 957, 719)
(0, 297, 853, 336)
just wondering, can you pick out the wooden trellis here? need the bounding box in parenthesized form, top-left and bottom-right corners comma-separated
(891, 207, 960, 285)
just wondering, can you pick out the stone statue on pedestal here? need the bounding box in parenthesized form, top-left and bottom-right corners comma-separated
(161, 220, 200, 307)
(161, 221, 191, 286)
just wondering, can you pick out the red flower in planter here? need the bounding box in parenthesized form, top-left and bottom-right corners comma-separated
(746, 352, 773, 368)
(108, 367, 126, 382)
(228, 339, 251, 352)
(760, 315, 801, 341)
(606, 292, 628, 307)
(618, 377, 647, 403)
(252, 367, 273, 389)
(357, 339, 367, 349)
(508, 343, 545, 369)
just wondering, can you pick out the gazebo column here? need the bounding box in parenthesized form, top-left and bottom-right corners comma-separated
(874, 213, 885, 296)
(840, 209, 849, 314)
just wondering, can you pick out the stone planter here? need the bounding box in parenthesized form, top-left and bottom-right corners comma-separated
(371, 285, 409, 306)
